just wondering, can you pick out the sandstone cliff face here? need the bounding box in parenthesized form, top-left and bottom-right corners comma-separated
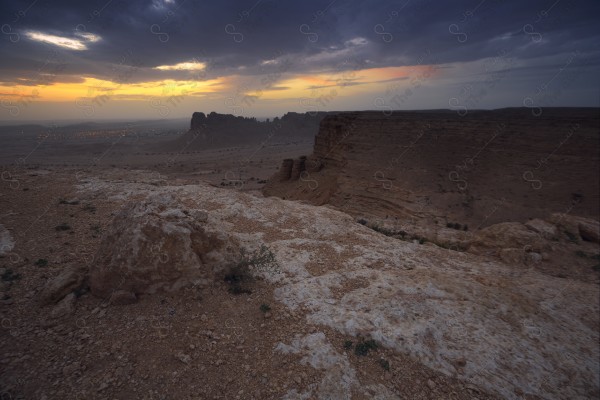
(312, 113, 359, 168)
(264, 109, 600, 227)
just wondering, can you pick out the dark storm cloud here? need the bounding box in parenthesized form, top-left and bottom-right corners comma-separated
(1, 0, 599, 85)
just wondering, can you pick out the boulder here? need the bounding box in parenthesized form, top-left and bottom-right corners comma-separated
(109, 290, 137, 306)
(50, 293, 76, 319)
(89, 193, 238, 299)
(549, 213, 600, 243)
(499, 248, 526, 265)
(468, 222, 547, 256)
(579, 220, 600, 244)
(525, 219, 558, 239)
(39, 266, 85, 305)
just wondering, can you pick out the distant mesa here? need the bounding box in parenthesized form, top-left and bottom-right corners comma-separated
(190, 111, 259, 130)
(158, 111, 334, 152)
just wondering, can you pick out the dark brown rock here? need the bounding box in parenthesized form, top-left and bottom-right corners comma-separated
(109, 290, 137, 306)
(39, 267, 85, 305)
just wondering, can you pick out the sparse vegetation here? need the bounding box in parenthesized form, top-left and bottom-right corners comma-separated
(357, 218, 367, 225)
(225, 245, 279, 295)
(371, 224, 395, 236)
(575, 251, 600, 271)
(55, 223, 71, 231)
(446, 222, 468, 231)
(365, 223, 428, 244)
(73, 286, 88, 298)
(259, 304, 271, 313)
(82, 204, 97, 213)
(1, 268, 21, 282)
(34, 258, 48, 267)
(378, 358, 390, 371)
(354, 338, 378, 356)
(343, 340, 353, 350)
(90, 225, 102, 237)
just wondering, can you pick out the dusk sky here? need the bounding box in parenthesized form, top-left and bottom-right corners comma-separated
(1, 0, 599, 121)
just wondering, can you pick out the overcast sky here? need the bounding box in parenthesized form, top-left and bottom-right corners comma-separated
(1, 0, 599, 121)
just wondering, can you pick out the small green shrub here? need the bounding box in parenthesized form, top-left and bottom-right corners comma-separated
(238, 245, 279, 272)
(343, 340, 353, 350)
(82, 204, 97, 213)
(378, 359, 390, 371)
(446, 222, 467, 231)
(34, 258, 48, 267)
(225, 245, 279, 295)
(371, 225, 394, 236)
(259, 304, 271, 313)
(1, 269, 21, 282)
(354, 339, 378, 356)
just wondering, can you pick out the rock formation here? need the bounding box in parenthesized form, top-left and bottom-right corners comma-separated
(39, 266, 86, 305)
(276, 159, 294, 182)
(162, 111, 334, 152)
(264, 108, 600, 227)
(289, 157, 306, 181)
(72, 171, 599, 400)
(89, 192, 238, 299)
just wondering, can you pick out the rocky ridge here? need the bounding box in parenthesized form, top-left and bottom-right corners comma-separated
(21, 169, 599, 399)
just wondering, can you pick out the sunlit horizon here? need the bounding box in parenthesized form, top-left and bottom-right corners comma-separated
(1, 0, 598, 121)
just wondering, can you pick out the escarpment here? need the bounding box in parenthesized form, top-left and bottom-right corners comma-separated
(263, 108, 600, 227)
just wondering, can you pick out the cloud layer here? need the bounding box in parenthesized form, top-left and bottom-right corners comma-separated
(1, 0, 598, 119)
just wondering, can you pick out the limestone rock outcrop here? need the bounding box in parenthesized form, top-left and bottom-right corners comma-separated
(89, 193, 238, 299)
(74, 171, 599, 400)
(579, 220, 600, 243)
(525, 218, 559, 239)
(468, 222, 548, 256)
(550, 213, 600, 243)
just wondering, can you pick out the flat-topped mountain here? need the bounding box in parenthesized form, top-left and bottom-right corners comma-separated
(264, 108, 600, 226)
(161, 111, 333, 151)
